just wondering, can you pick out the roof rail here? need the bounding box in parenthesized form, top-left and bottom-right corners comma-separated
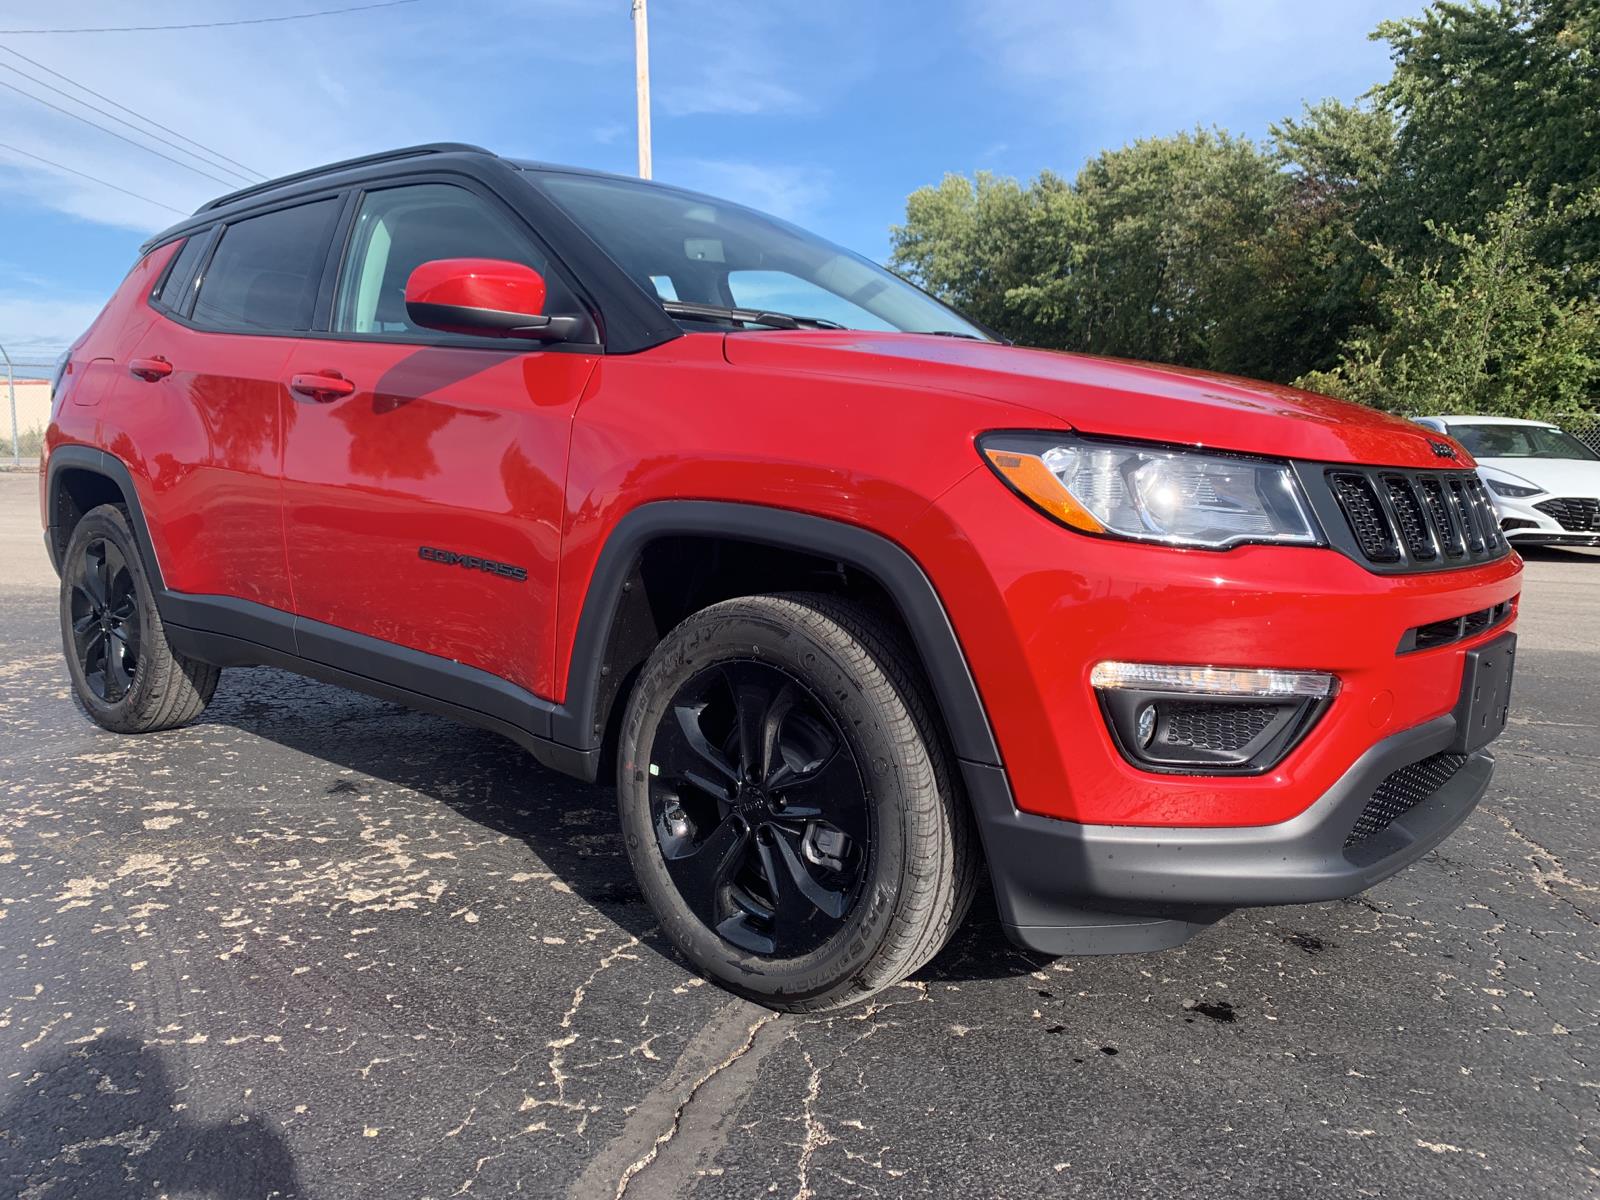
(195, 142, 496, 214)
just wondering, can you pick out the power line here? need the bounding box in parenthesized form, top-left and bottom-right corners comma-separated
(0, 1, 423, 36)
(0, 77, 241, 189)
(0, 46, 264, 181)
(0, 139, 189, 215)
(0, 59, 257, 185)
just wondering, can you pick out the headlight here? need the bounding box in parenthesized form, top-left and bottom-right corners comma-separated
(979, 434, 1321, 549)
(1483, 474, 1542, 498)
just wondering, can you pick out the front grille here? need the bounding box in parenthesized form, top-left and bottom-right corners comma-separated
(1345, 752, 1470, 846)
(1318, 467, 1507, 572)
(1535, 497, 1600, 532)
(1160, 702, 1277, 753)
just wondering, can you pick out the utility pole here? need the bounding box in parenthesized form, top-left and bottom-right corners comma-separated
(632, 0, 652, 178)
(1, 343, 15, 467)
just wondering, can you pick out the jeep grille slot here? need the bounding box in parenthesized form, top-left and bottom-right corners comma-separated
(1381, 476, 1436, 561)
(1329, 472, 1401, 562)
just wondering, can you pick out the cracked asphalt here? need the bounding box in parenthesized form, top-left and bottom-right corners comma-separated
(1, 470, 1596, 1199)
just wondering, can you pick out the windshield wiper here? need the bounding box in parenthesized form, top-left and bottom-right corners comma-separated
(660, 300, 847, 331)
(923, 329, 986, 340)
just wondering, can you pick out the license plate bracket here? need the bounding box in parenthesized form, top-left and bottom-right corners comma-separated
(1450, 631, 1516, 754)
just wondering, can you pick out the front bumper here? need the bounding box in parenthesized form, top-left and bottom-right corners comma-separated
(967, 713, 1493, 955)
(911, 465, 1524, 828)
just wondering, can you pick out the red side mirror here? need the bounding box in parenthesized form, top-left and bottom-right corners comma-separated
(404, 258, 550, 338)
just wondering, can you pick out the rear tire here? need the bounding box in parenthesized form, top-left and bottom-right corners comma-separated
(59, 504, 219, 734)
(617, 592, 979, 1012)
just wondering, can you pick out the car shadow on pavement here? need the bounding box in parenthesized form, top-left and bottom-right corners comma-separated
(0, 1034, 304, 1200)
(200, 677, 680, 967)
(197, 669, 1057, 985)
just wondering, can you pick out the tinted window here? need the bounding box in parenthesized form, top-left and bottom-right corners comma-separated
(192, 199, 339, 332)
(333, 183, 572, 339)
(151, 234, 208, 314)
(1447, 423, 1600, 461)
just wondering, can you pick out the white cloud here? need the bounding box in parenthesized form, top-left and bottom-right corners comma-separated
(964, 0, 1416, 141)
(0, 0, 626, 354)
(0, 0, 628, 233)
(0, 293, 103, 362)
(667, 160, 831, 223)
(653, 1, 867, 118)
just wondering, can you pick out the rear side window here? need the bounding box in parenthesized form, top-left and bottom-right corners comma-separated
(192, 199, 340, 332)
(150, 234, 209, 314)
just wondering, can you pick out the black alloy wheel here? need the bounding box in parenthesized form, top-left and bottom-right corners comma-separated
(58, 503, 219, 734)
(646, 660, 870, 958)
(68, 536, 141, 702)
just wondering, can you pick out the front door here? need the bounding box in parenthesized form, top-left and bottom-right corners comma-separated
(279, 182, 598, 700)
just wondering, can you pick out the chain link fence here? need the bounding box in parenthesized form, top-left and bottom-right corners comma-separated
(1569, 415, 1600, 456)
(5, 360, 56, 467)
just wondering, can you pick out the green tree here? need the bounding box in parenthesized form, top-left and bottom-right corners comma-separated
(888, 0, 1599, 417)
(1374, 0, 1600, 275)
(1297, 190, 1600, 417)
(889, 170, 1088, 349)
(1266, 99, 1399, 374)
(891, 131, 1303, 378)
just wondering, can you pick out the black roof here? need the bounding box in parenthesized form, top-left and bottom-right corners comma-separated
(140, 143, 713, 255)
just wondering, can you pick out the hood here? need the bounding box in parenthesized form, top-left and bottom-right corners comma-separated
(722, 331, 1469, 470)
(1478, 456, 1600, 497)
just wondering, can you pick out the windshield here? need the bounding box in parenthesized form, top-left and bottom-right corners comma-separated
(1447, 423, 1600, 461)
(528, 169, 987, 338)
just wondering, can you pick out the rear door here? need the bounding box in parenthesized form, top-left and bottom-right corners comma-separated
(127, 198, 342, 611)
(279, 180, 599, 700)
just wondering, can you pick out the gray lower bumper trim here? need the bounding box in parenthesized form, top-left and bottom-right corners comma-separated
(967, 714, 1494, 954)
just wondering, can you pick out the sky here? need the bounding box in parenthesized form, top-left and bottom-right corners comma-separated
(0, 0, 1420, 370)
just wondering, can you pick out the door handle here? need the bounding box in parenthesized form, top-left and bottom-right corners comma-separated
(288, 371, 356, 402)
(129, 356, 173, 382)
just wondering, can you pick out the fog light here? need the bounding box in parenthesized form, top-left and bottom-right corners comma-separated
(1092, 661, 1336, 775)
(1090, 661, 1337, 699)
(1136, 703, 1157, 747)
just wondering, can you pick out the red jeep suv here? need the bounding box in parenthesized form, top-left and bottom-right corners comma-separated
(42, 144, 1521, 1011)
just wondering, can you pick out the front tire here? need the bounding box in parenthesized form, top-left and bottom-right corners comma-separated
(59, 504, 219, 734)
(617, 593, 979, 1012)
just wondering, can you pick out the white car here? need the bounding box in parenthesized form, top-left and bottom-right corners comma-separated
(1413, 415, 1600, 548)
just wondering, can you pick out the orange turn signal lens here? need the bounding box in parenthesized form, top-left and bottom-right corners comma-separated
(983, 447, 1105, 533)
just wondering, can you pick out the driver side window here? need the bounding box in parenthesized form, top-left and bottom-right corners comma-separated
(333, 183, 574, 341)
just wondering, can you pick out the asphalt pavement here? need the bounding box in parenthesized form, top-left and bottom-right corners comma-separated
(1, 470, 1596, 1199)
